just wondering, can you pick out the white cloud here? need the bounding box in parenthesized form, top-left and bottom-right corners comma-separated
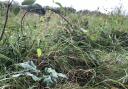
(0, 0, 128, 14)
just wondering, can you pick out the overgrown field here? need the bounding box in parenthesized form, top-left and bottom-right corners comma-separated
(0, 6, 128, 89)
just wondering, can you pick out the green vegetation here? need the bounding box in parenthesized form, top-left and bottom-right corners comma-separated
(0, 1, 128, 89)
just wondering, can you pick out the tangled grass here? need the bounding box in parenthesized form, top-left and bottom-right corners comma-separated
(0, 7, 128, 89)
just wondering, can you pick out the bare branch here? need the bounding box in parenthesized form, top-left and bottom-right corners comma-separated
(21, 11, 28, 35)
(0, 0, 13, 41)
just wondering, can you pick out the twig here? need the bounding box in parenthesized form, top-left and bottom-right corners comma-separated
(21, 7, 74, 33)
(21, 11, 28, 35)
(48, 8, 74, 30)
(0, 0, 13, 41)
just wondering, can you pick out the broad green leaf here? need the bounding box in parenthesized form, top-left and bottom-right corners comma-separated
(52, 0, 62, 8)
(55, 2, 62, 8)
(13, 7, 20, 15)
(22, 0, 36, 5)
(37, 48, 42, 58)
(52, 0, 59, 3)
(54, 2, 64, 13)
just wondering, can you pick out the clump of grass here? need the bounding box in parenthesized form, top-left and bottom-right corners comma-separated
(0, 6, 128, 89)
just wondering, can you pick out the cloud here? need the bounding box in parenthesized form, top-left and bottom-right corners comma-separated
(35, 0, 128, 14)
(0, 0, 128, 14)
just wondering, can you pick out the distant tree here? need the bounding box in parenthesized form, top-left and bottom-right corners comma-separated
(21, 4, 46, 15)
(77, 9, 105, 16)
(64, 7, 76, 13)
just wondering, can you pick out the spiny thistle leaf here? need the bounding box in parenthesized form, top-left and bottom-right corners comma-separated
(17, 61, 40, 73)
(12, 72, 41, 81)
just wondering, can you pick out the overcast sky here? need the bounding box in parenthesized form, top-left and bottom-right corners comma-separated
(0, 0, 128, 14)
